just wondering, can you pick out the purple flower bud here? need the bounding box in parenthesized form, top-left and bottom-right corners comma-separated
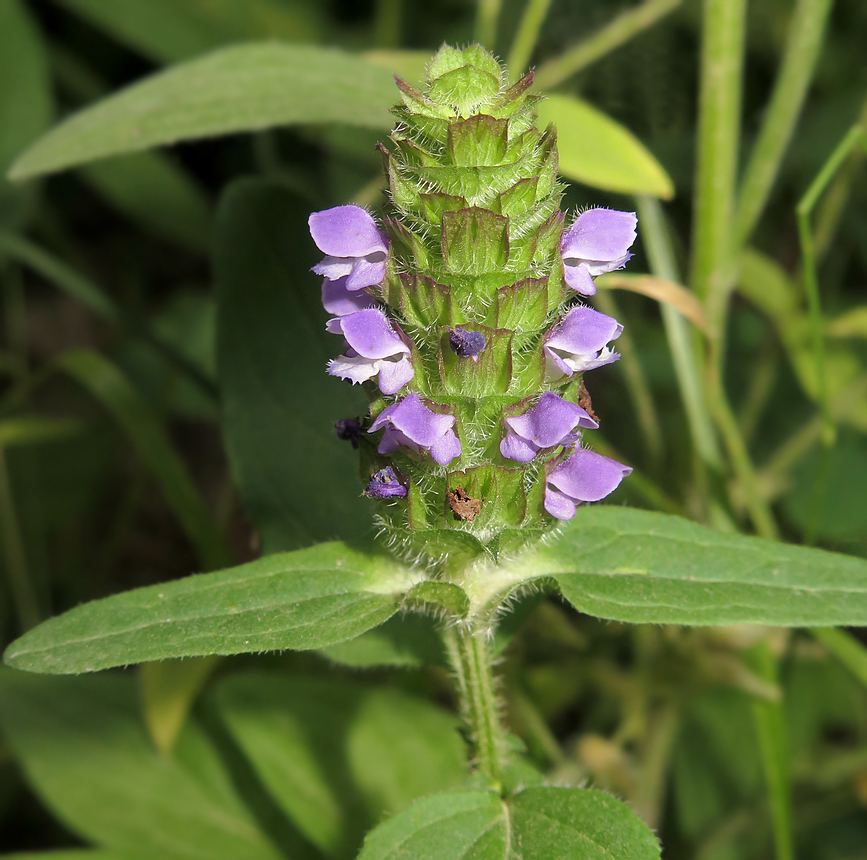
(364, 466, 408, 499)
(500, 392, 598, 463)
(544, 448, 632, 520)
(326, 308, 414, 395)
(544, 306, 623, 380)
(561, 209, 637, 296)
(322, 276, 376, 317)
(335, 418, 362, 448)
(448, 327, 487, 358)
(369, 393, 461, 466)
(309, 205, 389, 291)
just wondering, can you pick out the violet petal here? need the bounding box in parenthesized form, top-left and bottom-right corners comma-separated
(321, 277, 375, 316)
(547, 448, 632, 503)
(333, 309, 410, 360)
(561, 208, 637, 266)
(544, 306, 623, 379)
(309, 205, 387, 259)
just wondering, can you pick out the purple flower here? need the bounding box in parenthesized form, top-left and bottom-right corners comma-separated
(544, 449, 632, 520)
(369, 393, 461, 466)
(544, 306, 623, 380)
(448, 328, 487, 359)
(326, 308, 414, 396)
(309, 205, 388, 291)
(364, 466, 408, 499)
(500, 392, 598, 463)
(561, 208, 637, 296)
(322, 276, 376, 317)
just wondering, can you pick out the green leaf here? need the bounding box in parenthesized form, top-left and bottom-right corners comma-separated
(214, 673, 466, 856)
(526, 506, 867, 626)
(57, 349, 230, 571)
(56, 0, 324, 65)
(357, 790, 506, 859)
(508, 787, 661, 858)
(80, 152, 211, 251)
(0, 670, 282, 859)
(357, 787, 660, 859)
(9, 44, 398, 181)
(2, 542, 416, 673)
(0, 0, 52, 226)
(536, 94, 674, 199)
(215, 179, 372, 551)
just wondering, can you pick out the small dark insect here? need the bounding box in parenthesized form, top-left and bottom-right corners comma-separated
(447, 485, 482, 522)
(578, 379, 598, 424)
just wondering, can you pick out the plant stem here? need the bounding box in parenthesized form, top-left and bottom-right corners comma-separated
(734, 0, 834, 248)
(593, 290, 663, 468)
(374, 0, 402, 48)
(444, 625, 506, 786)
(475, 0, 503, 51)
(637, 196, 722, 471)
(534, 0, 681, 90)
(506, 0, 554, 78)
(749, 642, 794, 860)
(691, 0, 746, 331)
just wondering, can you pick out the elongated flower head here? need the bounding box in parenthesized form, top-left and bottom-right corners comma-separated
(309, 45, 635, 565)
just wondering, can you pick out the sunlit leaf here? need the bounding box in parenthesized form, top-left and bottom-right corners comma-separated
(537, 94, 674, 199)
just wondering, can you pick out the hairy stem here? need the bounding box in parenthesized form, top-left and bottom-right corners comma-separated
(444, 625, 506, 786)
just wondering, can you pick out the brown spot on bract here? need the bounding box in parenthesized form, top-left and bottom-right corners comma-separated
(578, 379, 598, 424)
(448, 486, 482, 522)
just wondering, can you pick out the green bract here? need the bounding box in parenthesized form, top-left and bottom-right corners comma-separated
(343, 45, 620, 566)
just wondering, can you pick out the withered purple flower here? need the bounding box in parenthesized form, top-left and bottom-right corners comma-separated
(544, 306, 623, 381)
(448, 328, 487, 359)
(309, 205, 388, 291)
(544, 448, 633, 520)
(334, 418, 362, 448)
(561, 208, 638, 296)
(364, 466, 408, 499)
(369, 393, 461, 466)
(326, 308, 414, 395)
(500, 392, 598, 463)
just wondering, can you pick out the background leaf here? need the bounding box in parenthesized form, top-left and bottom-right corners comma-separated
(3, 542, 416, 673)
(214, 672, 466, 857)
(57, 349, 231, 571)
(80, 153, 212, 251)
(55, 0, 324, 65)
(536, 94, 674, 199)
(525, 506, 867, 625)
(10, 44, 397, 180)
(0, 669, 282, 860)
(0, 0, 53, 226)
(215, 178, 372, 552)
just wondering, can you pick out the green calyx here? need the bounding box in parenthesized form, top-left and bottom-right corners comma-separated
(367, 44, 579, 567)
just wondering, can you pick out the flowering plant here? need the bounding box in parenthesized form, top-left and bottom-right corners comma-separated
(2, 9, 867, 860)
